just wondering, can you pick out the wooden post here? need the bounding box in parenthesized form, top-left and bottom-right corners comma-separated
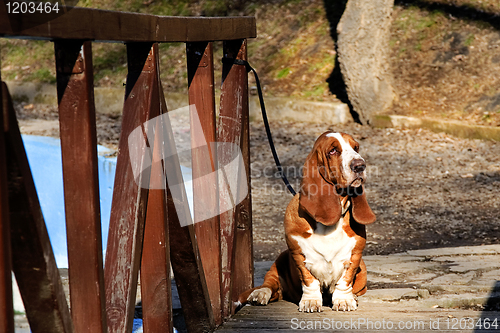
(0, 64, 15, 333)
(2, 82, 73, 333)
(159, 84, 215, 333)
(231, 69, 253, 312)
(104, 43, 159, 333)
(186, 41, 222, 325)
(218, 39, 252, 318)
(54, 40, 107, 333)
(167, 197, 215, 333)
(140, 83, 173, 333)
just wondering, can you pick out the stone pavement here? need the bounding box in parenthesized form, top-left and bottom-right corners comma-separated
(361, 244, 500, 310)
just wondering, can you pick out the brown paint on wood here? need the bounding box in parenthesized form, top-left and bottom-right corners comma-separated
(167, 207, 215, 333)
(2, 82, 73, 333)
(104, 43, 160, 333)
(160, 84, 215, 333)
(186, 41, 222, 325)
(140, 85, 173, 333)
(0, 74, 14, 333)
(231, 70, 253, 312)
(55, 40, 107, 333)
(0, 5, 256, 43)
(218, 39, 249, 318)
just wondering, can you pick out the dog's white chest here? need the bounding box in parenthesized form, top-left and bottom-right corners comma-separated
(292, 216, 356, 289)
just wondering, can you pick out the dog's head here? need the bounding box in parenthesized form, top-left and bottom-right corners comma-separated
(299, 131, 376, 226)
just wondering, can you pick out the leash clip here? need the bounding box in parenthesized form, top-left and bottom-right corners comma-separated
(221, 57, 252, 72)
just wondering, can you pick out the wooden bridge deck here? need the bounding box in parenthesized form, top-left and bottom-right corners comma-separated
(216, 299, 500, 332)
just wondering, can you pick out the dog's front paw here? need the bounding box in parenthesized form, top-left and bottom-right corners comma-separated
(332, 291, 357, 311)
(299, 298, 322, 312)
(247, 287, 272, 305)
(298, 280, 322, 312)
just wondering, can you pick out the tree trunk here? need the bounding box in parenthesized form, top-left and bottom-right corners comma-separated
(337, 0, 395, 125)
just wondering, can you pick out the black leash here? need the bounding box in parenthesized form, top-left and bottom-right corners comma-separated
(222, 57, 297, 196)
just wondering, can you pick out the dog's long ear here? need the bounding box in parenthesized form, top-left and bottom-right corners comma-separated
(351, 186, 376, 225)
(299, 149, 341, 225)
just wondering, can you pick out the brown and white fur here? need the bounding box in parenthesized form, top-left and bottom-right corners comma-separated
(238, 131, 376, 312)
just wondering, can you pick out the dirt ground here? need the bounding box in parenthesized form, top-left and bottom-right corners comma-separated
(389, 3, 500, 127)
(250, 120, 500, 261)
(14, 102, 500, 262)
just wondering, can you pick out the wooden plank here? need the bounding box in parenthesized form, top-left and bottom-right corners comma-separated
(2, 82, 73, 333)
(167, 203, 215, 333)
(215, 300, 498, 332)
(215, 301, 303, 332)
(161, 84, 215, 333)
(140, 95, 173, 333)
(0, 4, 256, 42)
(231, 48, 253, 311)
(54, 40, 107, 333)
(186, 41, 222, 325)
(0, 70, 14, 332)
(218, 39, 249, 318)
(104, 43, 160, 333)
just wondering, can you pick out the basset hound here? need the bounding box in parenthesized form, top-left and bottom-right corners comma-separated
(239, 131, 376, 312)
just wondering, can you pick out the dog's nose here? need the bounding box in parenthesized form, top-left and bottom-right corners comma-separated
(350, 159, 366, 173)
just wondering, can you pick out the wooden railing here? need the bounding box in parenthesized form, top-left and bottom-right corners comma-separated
(0, 3, 256, 333)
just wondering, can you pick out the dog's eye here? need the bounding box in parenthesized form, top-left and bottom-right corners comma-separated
(329, 148, 337, 155)
(354, 145, 359, 153)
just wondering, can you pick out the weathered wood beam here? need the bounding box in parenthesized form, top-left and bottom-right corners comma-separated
(104, 42, 159, 333)
(161, 85, 215, 333)
(231, 60, 253, 313)
(55, 40, 107, 333)
(2, 82, 73, 333)
(0, 4, 256, 42)
(140, 93, 173, 333)
(218, 39, 251, 318)
(0, 67, 14, 333)
(186, 41, 223, 325)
